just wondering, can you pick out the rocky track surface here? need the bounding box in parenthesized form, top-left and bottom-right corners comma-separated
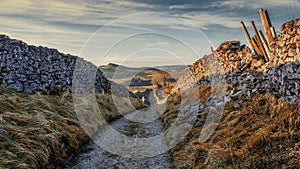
(68, 108, 171, 169)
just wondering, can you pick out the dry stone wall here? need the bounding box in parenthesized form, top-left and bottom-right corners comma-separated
(171, 18, 300, 104)
(189, 40, 265, 84)
(0, 35, 129, 95)
(215, 41, 265, 71)
(190, 53, 220, 82)
(188, 18, 300, 85)
(196, 62, 300, 105)
(171, 40, 262, 95)
(269, 18, 300, 66)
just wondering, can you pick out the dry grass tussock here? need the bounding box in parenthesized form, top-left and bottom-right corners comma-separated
(0, 88, 145, 169)
(162, 89, 300, 168)
(161, 85, 227, 128)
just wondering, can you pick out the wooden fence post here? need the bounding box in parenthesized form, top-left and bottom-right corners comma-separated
(240, 21, 257, 54)
(259, 9, 273, 46)
(251, 21, 269, 62)
(259, 30, 272, 60)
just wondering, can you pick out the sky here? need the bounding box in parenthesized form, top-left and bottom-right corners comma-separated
(1, 0, 299, 67)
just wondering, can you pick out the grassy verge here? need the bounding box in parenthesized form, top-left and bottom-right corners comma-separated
(162, 87, 300, 168)
(0, 88, 145, 169)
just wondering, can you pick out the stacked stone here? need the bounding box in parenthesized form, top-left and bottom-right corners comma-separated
(190, 53, 221, 82)
(171, 18, 300, 106)
(189, 40, 265, 85)
(229, 62, 300, 104)
(169, 70, 197, 95)
(173, 41, 255, 95)
(190, 57, 207, 81)
(264, 62, 300, 103)
(269, 18, 300, 65)
(0, 35, 125, 94)
(216, 41, 265, 72)
(195, 62, 300, 105)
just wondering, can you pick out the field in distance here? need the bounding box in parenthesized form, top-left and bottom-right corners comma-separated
(99, 63, 189, 92)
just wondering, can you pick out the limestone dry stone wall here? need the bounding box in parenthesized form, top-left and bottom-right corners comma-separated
(0, 35, 129, 95)
(189, 40, 266, 85)
(215, 41, 266, 71)
(188, 18, 300, 86)
(269, 18, 300, 66)
(171, 40, 263, 95)
(196, 62, 300, 105)
(190, 53, 220, 82)
(171, 18, 300, 104)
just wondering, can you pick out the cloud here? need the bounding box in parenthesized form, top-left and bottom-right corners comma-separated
(0, 0, 158, 57)
(211, 0, 298, 10)
(180, 12, 242, 28)
(1, 0, 299, 67)
(169, 4, 195, 10)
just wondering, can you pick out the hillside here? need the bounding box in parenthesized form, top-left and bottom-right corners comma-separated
(0, 36, 146, 168)
(161, 18, 300, 168)
(99, 63, 187, 90)
(0, 88, 145, 168)
(99, 63, 188, 80)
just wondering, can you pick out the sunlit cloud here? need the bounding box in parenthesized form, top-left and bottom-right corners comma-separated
(0, 0, 299, 66)
(211, 0, 298, 9)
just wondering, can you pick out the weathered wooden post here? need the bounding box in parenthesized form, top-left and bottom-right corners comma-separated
(259, 30, 270, 52)
(210, 46, 214, 53)
(240, 21, 257, 54)
(259, 9, 273, 46)
(259, 30, 271, 60)
(251, 37, 263, 56)
(270, 26, 277, 38)
(251, 21, 269, 62)
(240, 9, 276, 63)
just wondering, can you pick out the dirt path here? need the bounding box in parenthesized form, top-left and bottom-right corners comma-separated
(68, 107, 171, 169)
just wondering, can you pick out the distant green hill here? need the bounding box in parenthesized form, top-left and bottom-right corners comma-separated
(99, 63, 189, 84)
(99, 63, 160, 80)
